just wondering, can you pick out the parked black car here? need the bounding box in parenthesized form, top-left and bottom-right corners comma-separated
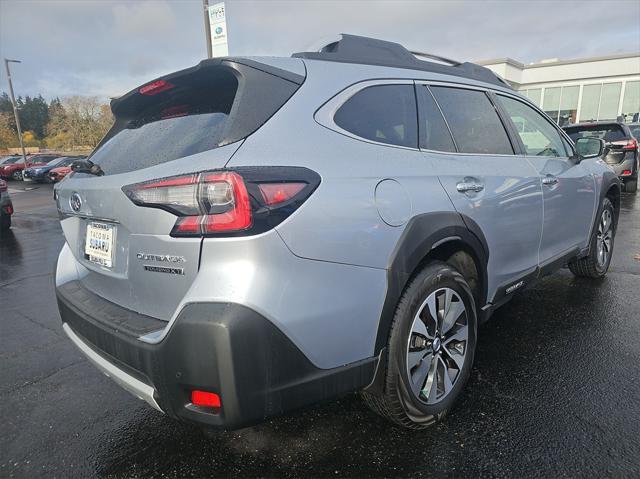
(564, 121, 639, 193)
(23, 156, 81, 183)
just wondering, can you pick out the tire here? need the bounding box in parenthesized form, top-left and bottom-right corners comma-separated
(0, 214, 10, 231)
(362, 261, 477, 429)
(568, 197, 616, 278)
(625, 177, 637, 193)
(11, 170, 23, 181)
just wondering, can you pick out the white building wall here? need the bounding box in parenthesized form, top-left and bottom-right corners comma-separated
(478, 54, 640, 125)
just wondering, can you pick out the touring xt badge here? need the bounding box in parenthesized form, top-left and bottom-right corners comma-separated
(137, 253, 186, 275)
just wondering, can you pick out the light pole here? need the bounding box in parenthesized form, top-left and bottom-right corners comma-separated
(3, 59, 28, 167)
(202, 0, 213, 59)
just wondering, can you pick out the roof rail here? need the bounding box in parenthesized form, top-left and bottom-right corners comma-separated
(292, 34, 512, 89)
(409, 51, 461, 66)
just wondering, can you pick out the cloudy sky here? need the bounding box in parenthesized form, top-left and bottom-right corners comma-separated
(1, 0, 639, 101)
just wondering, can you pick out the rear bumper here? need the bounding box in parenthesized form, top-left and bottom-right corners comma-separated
(608, 157, 638, 179)
(56, 280, 376, 430)
(62, 323, 162, 412)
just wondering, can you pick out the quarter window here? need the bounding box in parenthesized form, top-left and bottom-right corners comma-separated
(497, 95, 567, 157)
(430, 87, 514, 155)
(334, 84, 418, 148)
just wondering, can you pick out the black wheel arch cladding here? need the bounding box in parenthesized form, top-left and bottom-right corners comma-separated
(374, 211, 489, 355)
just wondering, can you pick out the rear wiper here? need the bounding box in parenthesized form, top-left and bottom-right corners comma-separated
(71, 159, 104, 177)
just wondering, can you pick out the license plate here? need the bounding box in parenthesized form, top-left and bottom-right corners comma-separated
(85, 222, 115, 267)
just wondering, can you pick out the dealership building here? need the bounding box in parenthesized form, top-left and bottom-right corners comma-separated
(478, 53, 640, 126)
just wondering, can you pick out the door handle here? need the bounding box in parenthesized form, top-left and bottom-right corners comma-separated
(542, 175, 558, 186)
(456, 182, 484, 193)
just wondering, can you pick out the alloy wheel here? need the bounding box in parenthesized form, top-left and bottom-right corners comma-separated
(406, 287, 468, 405)
(596, 209, 613, 268)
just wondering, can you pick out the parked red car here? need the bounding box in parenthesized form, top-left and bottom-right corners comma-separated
(0, 154, 61, 181)
(48, 165, 73, 182)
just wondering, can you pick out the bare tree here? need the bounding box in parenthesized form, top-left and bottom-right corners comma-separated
(45, 96, 113, 150)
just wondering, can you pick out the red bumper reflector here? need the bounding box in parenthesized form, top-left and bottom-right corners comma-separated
(191, 390, 221, 408)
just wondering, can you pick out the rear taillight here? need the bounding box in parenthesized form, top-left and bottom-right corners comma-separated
(123, 167, 320, 237)
(611, 138, 638, 151)
(257, 183, 306, 205)
(623, 138, 638, 151)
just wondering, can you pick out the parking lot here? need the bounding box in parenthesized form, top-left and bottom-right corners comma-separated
(1, 182, 639, 478)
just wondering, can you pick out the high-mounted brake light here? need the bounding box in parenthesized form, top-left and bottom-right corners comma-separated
(122, 167, 321, 238)
(139, 79, 174, 96)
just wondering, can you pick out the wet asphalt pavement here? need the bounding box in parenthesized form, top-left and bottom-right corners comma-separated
(1, 182, 639, 478)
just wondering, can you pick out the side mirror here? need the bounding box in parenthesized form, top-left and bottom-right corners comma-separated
(575, 137, 604, 160)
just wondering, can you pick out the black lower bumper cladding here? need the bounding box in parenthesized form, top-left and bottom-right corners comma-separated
(56, 280, 376, 429)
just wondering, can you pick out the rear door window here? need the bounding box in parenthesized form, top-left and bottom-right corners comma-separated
(430, 86, 514, 155)
(417, 86, 456, 152)
(497, 95, 568, 157)
(334, 84, 418, 148)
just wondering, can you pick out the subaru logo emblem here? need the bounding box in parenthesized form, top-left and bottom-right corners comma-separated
(69, 192, 82, 212)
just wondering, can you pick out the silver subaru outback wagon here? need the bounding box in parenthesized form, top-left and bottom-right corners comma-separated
(54, 34, 620, 430)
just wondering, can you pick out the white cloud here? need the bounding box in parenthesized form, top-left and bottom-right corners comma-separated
(112, 0, 175, 35)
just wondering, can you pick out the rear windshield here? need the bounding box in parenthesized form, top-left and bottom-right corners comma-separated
(564, 124, 627, 143)
(89, 62, 301, 175)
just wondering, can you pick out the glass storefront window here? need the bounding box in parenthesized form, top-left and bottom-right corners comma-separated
(622, 80, 640, 122)
(598, 83, 622, 121)
(580, 84, 601, 122)
(520, 81, 630, 124)
(542, 87, 561, 122)
(558, 85, 579, 126)
(525, 89, 542, 107)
